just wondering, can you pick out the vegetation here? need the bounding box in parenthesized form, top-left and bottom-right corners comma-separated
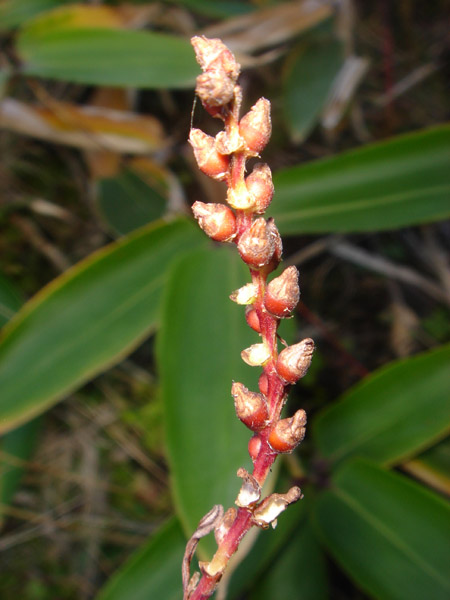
(0, 2, 449, 599)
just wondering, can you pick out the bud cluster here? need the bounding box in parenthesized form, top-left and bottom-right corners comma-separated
(186, 36, 315, 600)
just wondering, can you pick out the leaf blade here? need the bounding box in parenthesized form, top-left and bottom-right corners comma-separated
(96, 518, 185, 600)
(312, 344, 450, 466)
(315, 459, 450, 600)
(158, 246, 259, 555)
(271, 125, 450, 234)
(18, 25, 199, 89)
(0, 219, 205, 433)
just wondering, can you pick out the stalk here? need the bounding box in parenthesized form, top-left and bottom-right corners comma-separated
(185, 36, 314, 600)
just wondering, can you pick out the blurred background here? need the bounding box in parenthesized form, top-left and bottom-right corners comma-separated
(0, 1, 449, 599)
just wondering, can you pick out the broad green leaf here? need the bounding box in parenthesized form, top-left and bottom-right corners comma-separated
(97, 169, 166, 236)
(0, 0, 71, 30)
(158, 246, 259, 555)
(96, 517, 185, 600)
(312, 344, 450, 466)
(0, 272, 23, 327)
(0, 218, 206, 434)
(315, 459, 450, 600)
(402, 437, 450, 497)
(271, 125, 450, 234)
(250, 518, 329, 600)
(283, 37, 343, 143)
(0, 273, 41, 528)
(17, 21, 199, 88)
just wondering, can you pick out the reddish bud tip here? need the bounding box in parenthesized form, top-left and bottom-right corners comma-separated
(192, 201, 236, 242)
(248, 434, 262, 462)
(245, 163, 274, 214)
(239, 98, 271, 154)
(276, 338, 314, 384)
(245, 306, 261, 333)
(231, 382, 269, 431)
(258, 373, 269, 396)
(189, 128, 229, 180)
(268, 409, 307, 454)
(264, 266, 300, 318)
(237, 218, 275, 268)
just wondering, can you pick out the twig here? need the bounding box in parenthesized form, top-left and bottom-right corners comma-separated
(330, 239, 450, 306)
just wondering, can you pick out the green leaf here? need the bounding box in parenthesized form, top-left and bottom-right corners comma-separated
(250, 518, 329, 600)
(0, 274, 41, 528)
(283, 37, 343, 143)
(158, 246, 259, 555)
(315, 459, 450, 600)
(96, 517, 185, 600)
(0, 218, 206, 434)
(0, 0, 71, 30)
(97, 169, 166, 236)
(402, 437, 450, 497)
(270, 125, 450, 234)
(17, 25, 199, 89)
(0, 272, 24, 328)
(312, 344, 450, 466)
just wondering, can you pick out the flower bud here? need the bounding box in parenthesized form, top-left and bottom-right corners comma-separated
(241, 343, 271, 367)
(229, 282, 258, 305)
(231, 382, 269, 431)
(189, 128, 229, 180)
(264, 266, 300, 318)
(226, 182, 254, 210)
(235, 468, 261, 508)
(237, 218, 275, 268)
(248, 434, 262, 462)
(245, 163, 274, 214)
(276, 338, 314, 384)
(191, 36, 240, 111)
(252, 486, 302, 529)
(245, 306, 261, 332)
(268, 409, 307, 453)
(191, 36, 240, 81)
(239, 98, 271, 154)
(258, 372, 269, 396)
(192, 201, 236, 242)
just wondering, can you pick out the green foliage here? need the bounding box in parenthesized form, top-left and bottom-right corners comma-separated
(271, 125, 450, 234)
(0, 219, 205, 433)
(313, 344, 450, 466)
(1, 2, 449, 599)
(315, 459, 450, 600)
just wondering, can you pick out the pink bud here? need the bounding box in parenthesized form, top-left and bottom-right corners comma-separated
(192, 201, 236, 242)
(276, 338, 314, 384)
(248, 434, 262, 462)
(239, 98, 271, 154)
(245, 306, 261, 333)
(189, 129, 229, 180)
(258, 373, 269, 396)
(231, 382, 269, 431)
(191, 36, 240, 112)
(264, 266, 300, 318)
(268, 410, 307, 454)
(237, 218, 275, 268)
(245, 163, 274, 214)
